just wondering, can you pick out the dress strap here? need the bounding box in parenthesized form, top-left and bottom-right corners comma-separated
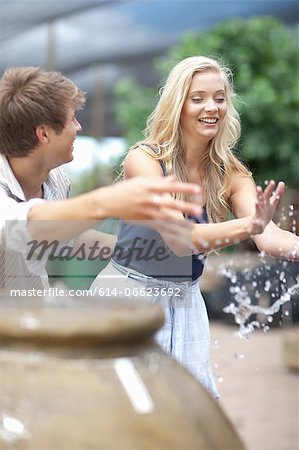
(138, 143, 166, 176)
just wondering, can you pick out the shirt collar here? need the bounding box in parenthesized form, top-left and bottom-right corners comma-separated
(43, 170, 62, 201)
(0, 153, 61, 202)
(0, 153, 26, 201)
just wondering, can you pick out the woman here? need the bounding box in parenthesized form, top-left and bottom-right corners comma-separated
(90, 56, 299, 398)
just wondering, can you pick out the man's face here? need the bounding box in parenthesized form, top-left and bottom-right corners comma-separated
(48, 107, 82, 167)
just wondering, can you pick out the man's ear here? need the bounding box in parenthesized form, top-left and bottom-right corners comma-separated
(36, 124, 50, 143)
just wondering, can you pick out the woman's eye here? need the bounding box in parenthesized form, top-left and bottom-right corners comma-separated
(215, 98, 225, 103)
(192, 97, 203, 103)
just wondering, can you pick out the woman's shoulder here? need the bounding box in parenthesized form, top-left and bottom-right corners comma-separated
(129, 142, 160, 157)
(124, 143, 164, 177)
(126, 143, 159, 163)
(228, 168, 255, 197)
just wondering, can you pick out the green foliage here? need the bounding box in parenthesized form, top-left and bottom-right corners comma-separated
(47, 219, 119, 290)
(114, 17, 299, 187)
(114, 78, 157, 146)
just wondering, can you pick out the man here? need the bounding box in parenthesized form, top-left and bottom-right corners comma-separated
(0, 67, 200, 294)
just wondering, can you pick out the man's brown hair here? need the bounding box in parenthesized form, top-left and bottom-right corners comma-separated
(0, 67, 86, 157)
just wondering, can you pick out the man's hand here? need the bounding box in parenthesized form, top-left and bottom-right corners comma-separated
(27, 176, 201, 243)
(97, 176, 201, 221)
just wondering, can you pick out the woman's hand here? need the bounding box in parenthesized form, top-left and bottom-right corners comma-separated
(248, 180, 285, 235)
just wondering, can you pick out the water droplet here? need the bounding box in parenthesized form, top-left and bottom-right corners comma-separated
(217, 376, 224, 383)
(234, 352, 245, 360)
(263, 326, 270, 332)
(279, 272, 285, 281)
(264, 280, 271, 292)
(284, 311, 290, 317)
(267, 316, 273, 323)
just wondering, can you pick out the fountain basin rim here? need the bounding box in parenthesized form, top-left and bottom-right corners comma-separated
(0, 298, 165, 345)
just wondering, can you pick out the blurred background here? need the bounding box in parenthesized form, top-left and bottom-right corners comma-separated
(1, 2, 298, 449)
(1, 0, 298, 185)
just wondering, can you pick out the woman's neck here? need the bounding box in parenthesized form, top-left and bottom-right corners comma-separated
(183, 137, 209, 170)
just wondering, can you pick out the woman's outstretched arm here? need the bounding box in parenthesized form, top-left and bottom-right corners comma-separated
(125, 148, 291, 257)
(229, 173, 298, 261)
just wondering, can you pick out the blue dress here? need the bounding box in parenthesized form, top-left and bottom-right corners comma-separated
(90, 146, 219, 398)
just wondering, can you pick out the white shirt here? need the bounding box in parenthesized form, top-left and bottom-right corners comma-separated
(0, 154, 70, 295)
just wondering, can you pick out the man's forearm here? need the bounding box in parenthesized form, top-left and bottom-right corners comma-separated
(27, 191, 107, 242)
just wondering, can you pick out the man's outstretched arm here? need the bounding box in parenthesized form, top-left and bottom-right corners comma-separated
(26, 176, 201, 242)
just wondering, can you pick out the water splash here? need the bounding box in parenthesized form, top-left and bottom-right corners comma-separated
(219, 218, 299, 338)
(223, 273, 299, 339)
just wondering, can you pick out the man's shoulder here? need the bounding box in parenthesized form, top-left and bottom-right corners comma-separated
(48, 164, 70, 182)
(46, 166, 71, 199)
(50, 165, 70, 182)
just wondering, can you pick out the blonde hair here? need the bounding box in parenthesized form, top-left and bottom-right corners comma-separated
(125, 56, 251, 223)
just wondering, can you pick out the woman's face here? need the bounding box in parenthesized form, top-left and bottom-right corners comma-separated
(180, 70, 228, 143)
